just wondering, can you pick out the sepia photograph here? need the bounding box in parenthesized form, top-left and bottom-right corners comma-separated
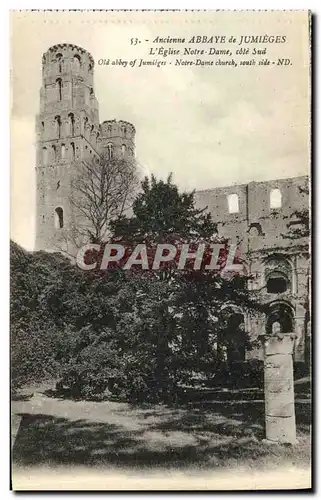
(10, 9, 311, 491)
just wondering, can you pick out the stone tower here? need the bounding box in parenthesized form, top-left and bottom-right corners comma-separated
(35, 43, 136, 253)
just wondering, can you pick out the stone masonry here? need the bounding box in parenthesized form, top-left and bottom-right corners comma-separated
(35, 44, 135, 253)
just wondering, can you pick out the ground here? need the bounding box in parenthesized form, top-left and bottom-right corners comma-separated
(11, 382, 311, 480)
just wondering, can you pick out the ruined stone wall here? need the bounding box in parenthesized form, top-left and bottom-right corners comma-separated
(195, 175, 310, 361)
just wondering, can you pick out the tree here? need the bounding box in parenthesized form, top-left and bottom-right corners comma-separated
(10, 241, 70, 389)
(105, 175, 263, 401)
(52, 175, 263, 403)
(57, 153, 139, 255)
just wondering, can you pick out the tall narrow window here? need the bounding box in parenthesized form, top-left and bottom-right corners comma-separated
(73, 55, 81, 71)
(71, 142, 75, 160)
(121, 125, 127, 136)
(107, 124, 112, 136)
(83, 116, 88, 136)
(270, 188, 282, 209)
(54, 207, 64, 229)
(42, 147, 48, 165)
(56, 53, 63, 73)
(51, 145, 57, 161)
(121, 144, 126, 156)
(61, 144, 66, 159)
(68, 113, 75, 136)
(56, 78, 62, 101)
(41, 121, 44, 137)
(227, 193, 239, 214)
(107, 143, 113, 160)
(55, 116, 61, 138)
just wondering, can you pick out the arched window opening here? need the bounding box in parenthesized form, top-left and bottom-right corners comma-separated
(121, 125, 127, 136)
(68, 113, 75, 136)
(54, 115, 61, 138)
(54, 207, 64, 229)
(91, 125, 94, 134)
(107, 124, 112, 136)
(71, 142, 75, 160)
(266, 303, 294, 334)
(248, 222, 264, 237)
(266, 271, 288, 294)
(51, 145, 57, 161)
(88, 63, 93, 72)
(56, 78, 62, 101)
(270, 188, 282, 209)
(56, 53, 63, 73)
(41, 121, 44, 136)
(73, 55, 81, 71)
(42, 147, 48, 165)
(264, 255, 292, 294)
(227, 193, 239, 214)
(61, 144, 66, 159)
(107, 143, 113, 160)
(121, 144, 126, 156)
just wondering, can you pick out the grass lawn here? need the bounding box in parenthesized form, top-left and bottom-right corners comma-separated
(11, 384, 311, 473)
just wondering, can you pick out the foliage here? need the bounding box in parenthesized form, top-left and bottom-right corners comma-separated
(10, 242, 69, 388)
(11, 175, 264, 402)
(57, 175, 262, 403)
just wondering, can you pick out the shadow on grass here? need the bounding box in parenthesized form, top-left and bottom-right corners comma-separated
(12, 400, 311, 469)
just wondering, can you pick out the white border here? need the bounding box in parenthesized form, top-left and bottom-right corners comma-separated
(2, 1, 318, 498)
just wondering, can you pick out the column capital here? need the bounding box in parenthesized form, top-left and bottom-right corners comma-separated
(258, 333, 297, 356)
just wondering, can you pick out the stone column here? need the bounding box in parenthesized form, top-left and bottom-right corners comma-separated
(260, 332, 297, 444)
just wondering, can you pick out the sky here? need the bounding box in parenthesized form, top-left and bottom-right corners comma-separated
(10, 10, 310, 250)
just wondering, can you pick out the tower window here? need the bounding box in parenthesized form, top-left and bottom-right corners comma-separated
(107, 125, 112, 136)
(42, 147, 48, 165)
(68, 113, 75, 136)
(227, 193, 239, 213)
(71, 142, 75, 160)
(270, 188, 282, 209)
(56, 53, 63, 73)
(51, 145, 57, 161)
(107, 143, 113, 160)
(41, 121, 44, 136)
(73, 55, 81, 71)
(83, 116, 88, 136)
(56, 78, 62, 101)
(54, 207, 64, 229)
(55, 115, 61, 139)
(89, 63, 93, 72)
(121, 125, 127, 136)
(121, 144, 126, 156)
(61, 144, 66, 159)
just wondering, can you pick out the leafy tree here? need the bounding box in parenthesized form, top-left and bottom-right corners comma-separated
(10, 241, 69, 389)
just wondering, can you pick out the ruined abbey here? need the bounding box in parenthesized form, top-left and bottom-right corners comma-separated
(35, 43, 310, 364)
